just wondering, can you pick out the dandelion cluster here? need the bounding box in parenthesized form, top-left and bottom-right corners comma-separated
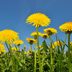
(1, 12, 72, 72)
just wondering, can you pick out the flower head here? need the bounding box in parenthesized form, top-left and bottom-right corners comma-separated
(39, 45, 43, 49)
(70, 42, 72, 47)
(11, 47, 19, 52)
(26, 38, 37, 45)
(31, 31, 42, 39)
(70, 42, 72, 44)
(59, 22, 72, 33)
(0, 29, 19, 44)
(26, 12, 51, 27)
(52, 41, 63, 49)
(44, 28, 57, 36)
(0, 44, 5, 54)
(13, 40, 24, 46)
(26, 50, 33, 56)
(41, 33, 49, 39)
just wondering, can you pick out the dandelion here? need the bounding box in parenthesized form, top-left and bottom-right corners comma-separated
(31, 31, 42, 39)
(26, 12, 51, 27)
(26, 12, 51, 72)
(26, 38, 36, 57)
(13, 40, 24, 46)
(59, 22, 72, 33)
(70, 42, 72, 46)
(70, 42, 72, 53)
(0, 29, 19, 44)
(39, 45, 43, 49)
(70, 42, 72, 48)
(11, 47, 19, 52)
(41, 33, 48, 39)
(44, 28, 57, 72)
(26, 38, 37, 45)
(26, 50, 33, 56)
(0, 44, 5, 54)
(52, 40, 63, 48)
(59, 22, 72, 59)
(44, 28, 57, 36)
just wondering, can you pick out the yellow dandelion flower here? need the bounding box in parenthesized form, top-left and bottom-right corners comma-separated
(26, 50, 33, 56)
(52, 44, 55, 49)
(26, 12, 51, 27)
(11, 47, 19, 52)
(41, 33, 49, 39)
(44, 28, 57, 36)
(59, 22, 72, 33)
(0, 29, 19, 44)
(31, 32, 42, 36)
(70, 42, 72, 46)
(70, 42, 72, 45)
(52, 41, 63, 48)
(13, 40, 24, 46)
(26, 38, 37, 45)
(39, 45, 43, 48)
(30, 31, 42, 39)
(0, 44, 5, 54)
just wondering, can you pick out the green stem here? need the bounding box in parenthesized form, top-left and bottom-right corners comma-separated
(49, 36, 54, 72)
(68, 33, 70, 55)
(50, 47, 53, 72)
(30, 45, 32, 52)
(18, 45, 20, 51)
(36, 26, 42, 72)
(68, 33, 71, 72)
(41, 55, 45, 72)
(23, 45, 26, 64)
(34, 43, 37, 72)
(36, 26, 39, 50)
(34, 51, 36, 72)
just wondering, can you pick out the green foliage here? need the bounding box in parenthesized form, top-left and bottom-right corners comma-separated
(0, 39, 72, 72)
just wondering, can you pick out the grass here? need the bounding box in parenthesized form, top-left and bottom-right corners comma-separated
(0, 34, 72, 72)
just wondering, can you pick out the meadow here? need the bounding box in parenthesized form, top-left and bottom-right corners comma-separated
(0, 12, 72, 72)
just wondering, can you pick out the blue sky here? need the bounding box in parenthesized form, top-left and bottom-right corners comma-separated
(0, 0, 72, 49)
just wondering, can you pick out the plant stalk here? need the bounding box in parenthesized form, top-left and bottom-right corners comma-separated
(36, 26, 42, 72)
